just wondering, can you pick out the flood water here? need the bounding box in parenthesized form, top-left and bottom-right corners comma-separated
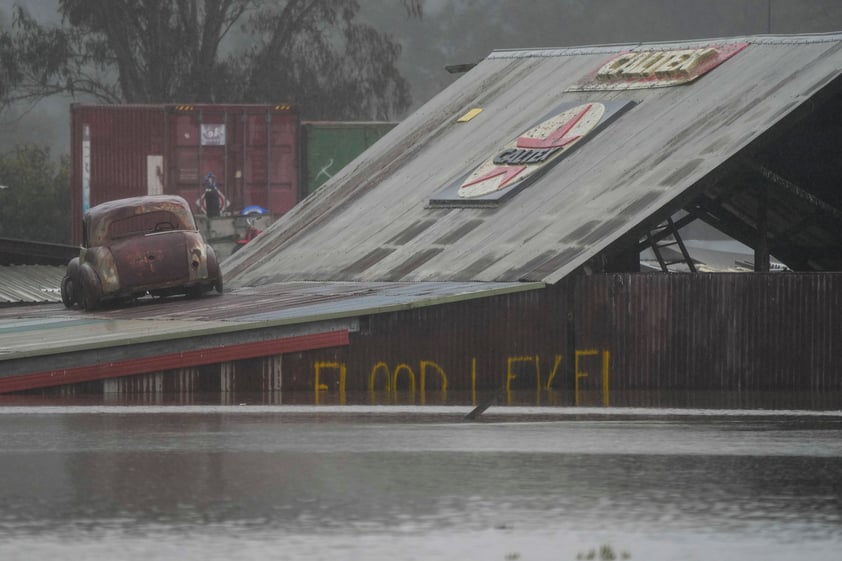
(0, 404, 840, 561)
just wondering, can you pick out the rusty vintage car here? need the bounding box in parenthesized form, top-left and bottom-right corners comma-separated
(62, 195, 223, 311)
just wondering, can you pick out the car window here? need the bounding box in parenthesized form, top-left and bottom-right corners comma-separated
(108, 210, 186, 240)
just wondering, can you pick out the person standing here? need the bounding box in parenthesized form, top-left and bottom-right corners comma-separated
(203, 172, 221, 217)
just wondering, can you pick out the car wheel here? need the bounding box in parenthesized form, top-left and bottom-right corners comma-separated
(79, 266, 102, 312)
(61, 275, 77, 308)
(215, 271, 224, 294)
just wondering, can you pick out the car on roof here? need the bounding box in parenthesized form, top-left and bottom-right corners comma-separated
(61, 195, 223, 311)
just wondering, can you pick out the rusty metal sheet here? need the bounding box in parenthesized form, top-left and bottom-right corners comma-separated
(67, 195, 221, 310)
(262, 273, 842, 400)
(85, 195, 197, 246)
(572, 272, 842, 393)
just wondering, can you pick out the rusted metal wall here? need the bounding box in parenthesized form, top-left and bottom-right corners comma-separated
(279, 273, 842, 399)
(70, 104, 299, 245)
(27, 273, 842, 403)
(70, 105, 166, 244)
(291, 282, 572, 394)
(573, 273, 842, 392)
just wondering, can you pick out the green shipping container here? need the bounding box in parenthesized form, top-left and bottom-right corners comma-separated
(300, 121, 397, 198)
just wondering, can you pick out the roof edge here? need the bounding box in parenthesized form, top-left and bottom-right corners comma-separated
(487, 32, 842, 60)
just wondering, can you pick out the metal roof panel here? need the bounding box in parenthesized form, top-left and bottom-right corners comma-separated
(0, 281, 543, 362)
(0, 266, 64, 304)
(224, 33, 842, 287)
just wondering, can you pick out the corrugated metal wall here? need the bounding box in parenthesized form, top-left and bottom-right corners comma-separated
(29, 273, 842, 404)
(283, 273, 842, 398)
(70, 106, 167, 244)
(300, 121, 397, 198)
(574, 273, 841, 392)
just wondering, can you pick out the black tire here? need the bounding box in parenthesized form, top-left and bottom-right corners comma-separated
(214, 271, 224, 294)
(60, 275, 77, 308)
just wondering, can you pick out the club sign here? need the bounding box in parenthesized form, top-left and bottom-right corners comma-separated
(568, 42, 747, 91)
(429, 100, 634, 207)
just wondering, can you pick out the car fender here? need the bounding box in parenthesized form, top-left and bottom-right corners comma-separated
(79, 262, 103, 311)
(84, 246, 120, 295)
(66, 256, 80, 277)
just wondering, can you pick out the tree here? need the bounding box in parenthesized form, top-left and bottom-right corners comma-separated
(0, 145, 70, 244)
(0, 0, 422, 120)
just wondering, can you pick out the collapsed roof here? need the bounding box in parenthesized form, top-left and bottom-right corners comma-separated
(225, 33, 842, 288)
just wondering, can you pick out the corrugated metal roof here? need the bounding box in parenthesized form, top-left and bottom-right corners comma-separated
(0, 266, 64, 304)
(224, 33, 842, 287)
(0, 281, 541, 362)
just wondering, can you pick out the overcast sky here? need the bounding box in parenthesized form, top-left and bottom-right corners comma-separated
(4, 0, 842, 155)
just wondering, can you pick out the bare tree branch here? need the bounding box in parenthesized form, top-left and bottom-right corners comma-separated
(1, 0, 418, 118)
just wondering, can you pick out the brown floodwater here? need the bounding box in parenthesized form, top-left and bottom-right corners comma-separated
(0, 403, 840, 561)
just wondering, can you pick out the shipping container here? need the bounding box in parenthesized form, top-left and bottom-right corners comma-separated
(300, 121, 396, 198)
(70, 104, 299, 244)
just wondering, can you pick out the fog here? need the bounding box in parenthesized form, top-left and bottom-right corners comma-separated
(3, 0, 842, 157)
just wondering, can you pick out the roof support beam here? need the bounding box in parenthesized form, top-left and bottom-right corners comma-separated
(739, 158, 842, 221)
(635, 211, 698, 253)
(690, 194, 814, 270)
(691, 195, 759, 246)
(755, 183, 770, 272)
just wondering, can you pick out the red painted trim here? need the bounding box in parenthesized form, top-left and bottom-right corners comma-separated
(0, 330, 349, 394)
(516, 103, 590, 149)
(459, 164, 526, 192)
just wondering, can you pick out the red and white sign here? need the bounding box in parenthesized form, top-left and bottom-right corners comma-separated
(458, 102, 605, 198)
(568, 42, 747, 91)
(429, 100, 634, 207)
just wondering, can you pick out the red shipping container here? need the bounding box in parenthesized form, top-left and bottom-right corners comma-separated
(70, 104, 299, 244)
